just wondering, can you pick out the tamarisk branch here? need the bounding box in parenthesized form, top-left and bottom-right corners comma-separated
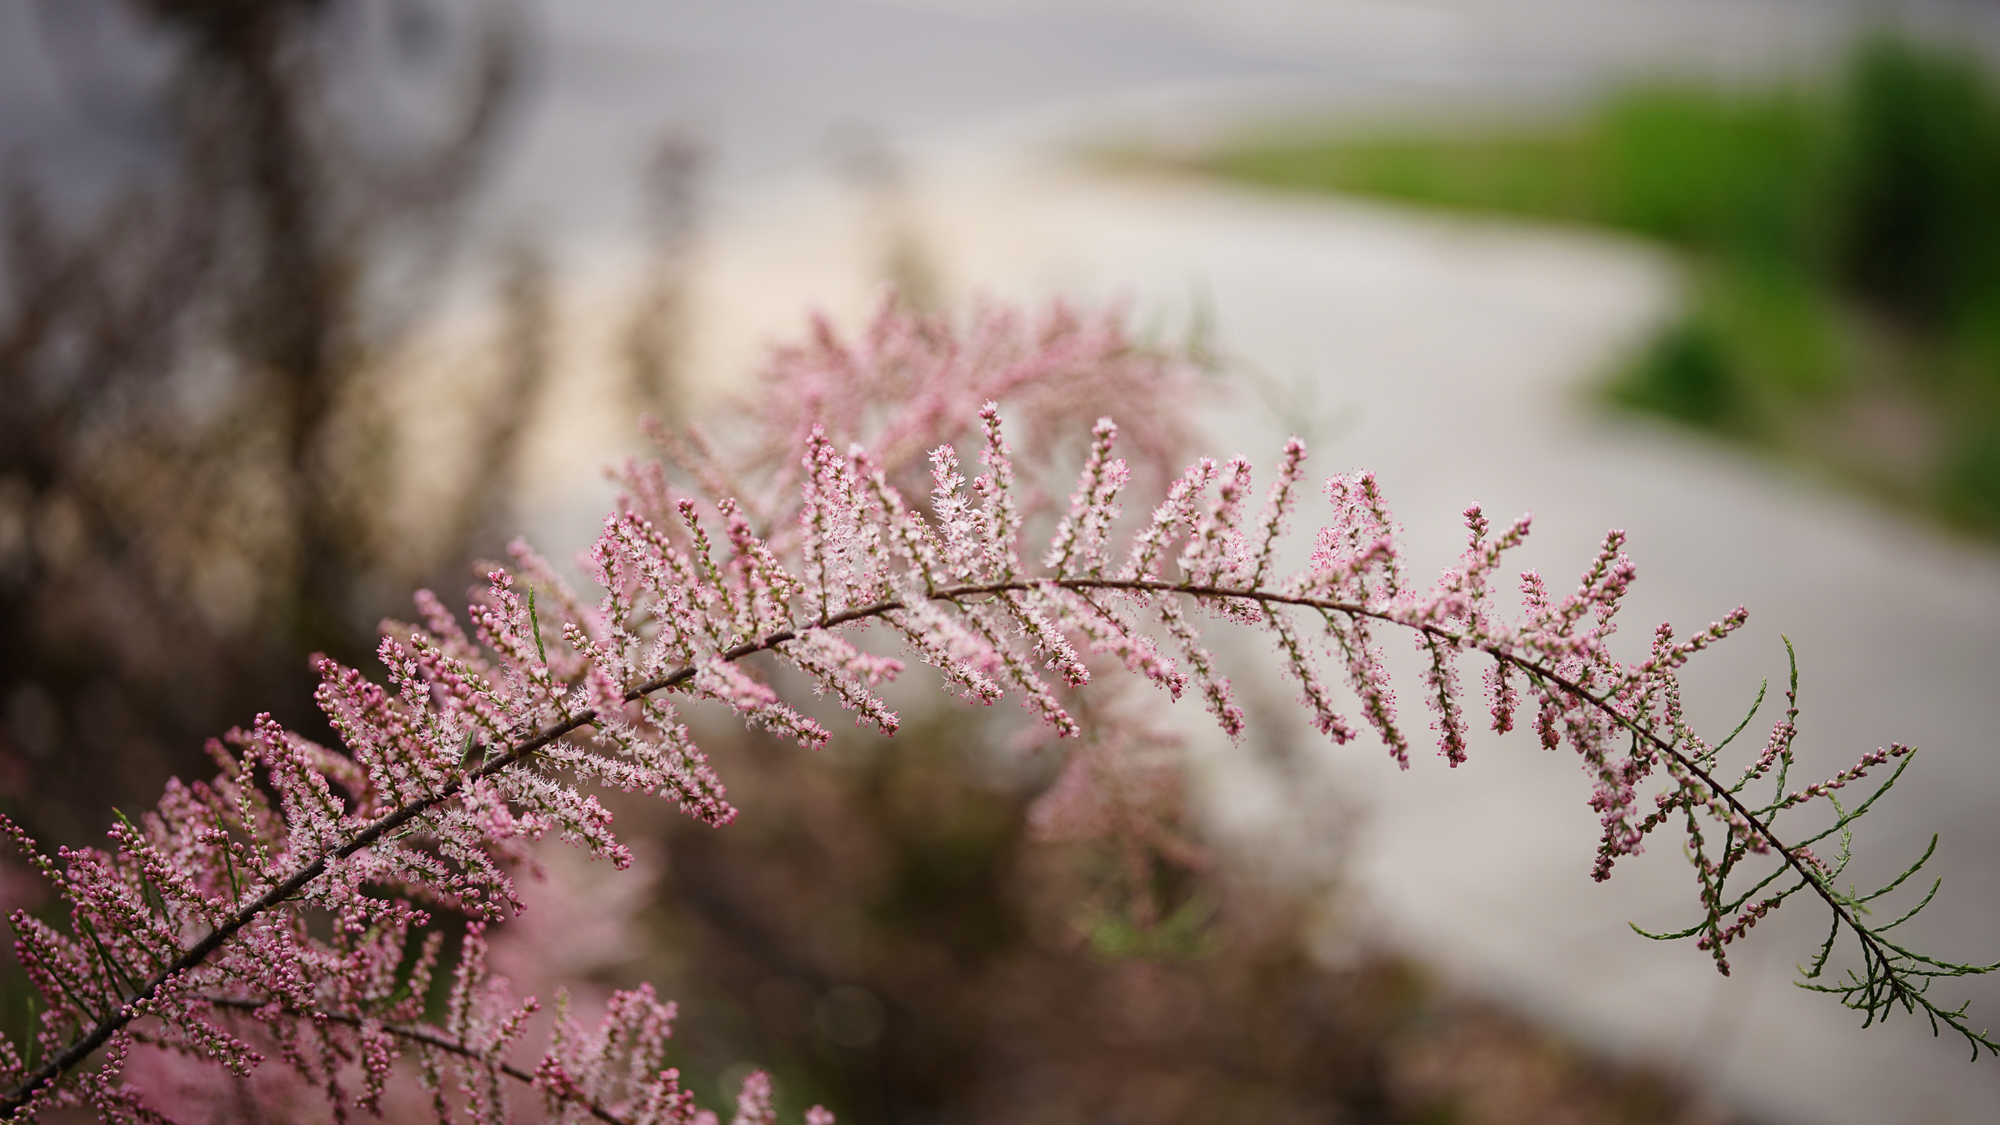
(3, 370, 1991, 1120)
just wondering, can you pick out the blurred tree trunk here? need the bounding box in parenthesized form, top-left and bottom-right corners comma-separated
(0, 0, 520, 843)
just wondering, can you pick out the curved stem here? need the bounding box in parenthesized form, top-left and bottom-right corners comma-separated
(0, 575, 1874, 1116)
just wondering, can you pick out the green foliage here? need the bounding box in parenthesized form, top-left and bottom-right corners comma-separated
(1204, 84, 1840, 263)
(1201, 34, 2000, 535)
(1937, 422, 2000, 532)
(1208, 132, 1603, 222)
(1611, 266, 1851, 433)
(1628, 641, 1998, 1058)
(1839, 38, 2000, 326)
(1612, 309, 1742, 430)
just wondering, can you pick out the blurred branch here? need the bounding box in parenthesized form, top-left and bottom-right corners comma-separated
(0, 0, 525, 841)
(624, 130, 704, 424)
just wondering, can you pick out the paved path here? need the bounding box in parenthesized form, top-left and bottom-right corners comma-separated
(490, 0, 1897, 246)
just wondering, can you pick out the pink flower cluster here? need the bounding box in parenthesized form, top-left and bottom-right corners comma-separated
(1, 300, 1987, 1121)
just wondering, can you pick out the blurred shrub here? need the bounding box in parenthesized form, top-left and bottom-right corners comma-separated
(1203, 33, 2000, 536)
(0, 0, 527, 843)
(1839, 38, 2000, 326)
(614, 711, 1744, 1125)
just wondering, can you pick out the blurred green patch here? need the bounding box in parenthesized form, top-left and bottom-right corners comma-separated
(1199, 34, 2000, 538)
(1610, 265, 1852, 434)
(1080, 891, 1224, 962)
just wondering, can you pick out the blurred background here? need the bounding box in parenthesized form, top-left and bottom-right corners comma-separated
(5, 1, 2000, 1122)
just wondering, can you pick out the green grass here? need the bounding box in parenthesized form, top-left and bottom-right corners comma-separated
(1200, 36, 2000, 536)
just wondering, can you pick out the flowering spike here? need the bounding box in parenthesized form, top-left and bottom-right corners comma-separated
(1180, 456, 1252, 585)
(1418, 634, 1469, 766)
(1485, 660, 1518, 734)
(729, 1072, 775, 1125)
(778, 627, 904, 735)
(1157, 600, 1244, 739)
(929, 442, 980, 581)
(1328, 615, 1407, 768)
(1124, 457, 1217, 582)
(1267, 608, 1354, 744)
(974, 401, 1023, 580)
(1045, 418, 1125, 578)
(1247, 436, 1306, 589)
